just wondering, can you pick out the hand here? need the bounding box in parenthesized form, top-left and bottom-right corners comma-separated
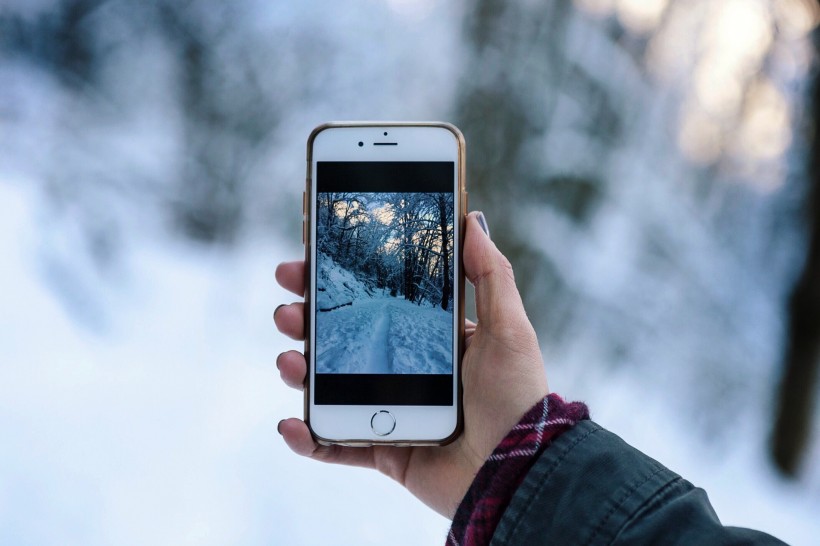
(274, 211, 549, 518)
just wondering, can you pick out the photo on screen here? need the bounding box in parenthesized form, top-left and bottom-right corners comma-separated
(315, 191, 454, 375)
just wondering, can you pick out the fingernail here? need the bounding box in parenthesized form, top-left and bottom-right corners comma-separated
(273, 304, 286, 320)
(475, 211, 491, 239)
(277, 420, 285, 435)
(275, 354, 282, 370)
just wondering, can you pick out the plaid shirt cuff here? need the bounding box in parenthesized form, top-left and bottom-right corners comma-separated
(446, 393, 590, 546)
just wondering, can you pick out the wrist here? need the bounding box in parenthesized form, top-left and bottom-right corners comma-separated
(447, 393, 590, 546)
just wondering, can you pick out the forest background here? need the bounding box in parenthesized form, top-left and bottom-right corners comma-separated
(314, 191, 455, 375)
(2, 0, 820, 544)
(317, 192, 455, 311)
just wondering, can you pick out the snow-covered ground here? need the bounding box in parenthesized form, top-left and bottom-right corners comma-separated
(316, 254, 452, 374)
(4, 169, 820, 545)
(317, 297, 452, 374)
(0, 181, 451, 545)
(2, 178, 820, 545)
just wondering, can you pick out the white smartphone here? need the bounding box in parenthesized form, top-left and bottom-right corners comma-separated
(303, 122, 466, 446)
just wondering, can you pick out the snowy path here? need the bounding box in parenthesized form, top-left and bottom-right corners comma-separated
(316, 296, 452, 374)
(362, 305, 391, 373)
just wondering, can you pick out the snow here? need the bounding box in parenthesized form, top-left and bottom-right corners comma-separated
(1, 0, 819, 544)
(317, 297, 452, 374)
(315, 251, 374, 312)
(0, 181, 451, 545)
(2, 179, 819, 544)
(388, 299, 453, 374)
(316, 254, 453, 374)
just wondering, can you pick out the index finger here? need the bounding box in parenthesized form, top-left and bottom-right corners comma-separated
(275, 261, 305, 296)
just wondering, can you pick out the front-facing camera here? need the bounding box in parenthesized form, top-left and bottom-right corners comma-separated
(358, 141, 363, 147)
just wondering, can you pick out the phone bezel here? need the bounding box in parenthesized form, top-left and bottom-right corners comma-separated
(304, 122, 465, 446)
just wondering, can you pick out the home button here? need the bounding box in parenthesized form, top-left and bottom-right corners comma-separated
(370, 410, 396, 436)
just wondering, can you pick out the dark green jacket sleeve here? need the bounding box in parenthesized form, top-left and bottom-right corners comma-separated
(490, 421, 786, 545)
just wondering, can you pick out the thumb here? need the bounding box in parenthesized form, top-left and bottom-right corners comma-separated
(463, 212, 532, 335)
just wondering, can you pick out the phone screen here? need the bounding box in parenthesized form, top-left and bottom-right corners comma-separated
(313, 161, 456, 406)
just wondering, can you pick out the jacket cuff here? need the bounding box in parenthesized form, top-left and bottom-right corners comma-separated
(446, 393, 589, 546)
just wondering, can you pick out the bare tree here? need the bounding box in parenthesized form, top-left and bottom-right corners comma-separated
(772, 23, 820, 476)
(438, 193, 451, 310)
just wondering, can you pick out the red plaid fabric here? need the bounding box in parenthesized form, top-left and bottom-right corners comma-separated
(446, 394, 590, 546)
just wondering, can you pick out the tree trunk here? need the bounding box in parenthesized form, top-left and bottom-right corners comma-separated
(439, 193, 450, 310)
(403, 209, 413, 301)
(771, 25, 820, 476)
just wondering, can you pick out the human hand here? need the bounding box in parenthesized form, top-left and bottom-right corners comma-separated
(274, 211, 548, 518)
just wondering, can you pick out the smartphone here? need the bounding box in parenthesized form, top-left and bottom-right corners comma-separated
(303, 122, 466, 446)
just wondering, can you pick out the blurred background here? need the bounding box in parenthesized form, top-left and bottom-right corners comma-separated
(2, 0, 820, 543)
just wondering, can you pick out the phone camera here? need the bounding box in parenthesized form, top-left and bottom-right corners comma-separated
(358, 141, 363, 147)
(383, 132, 388, 136)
